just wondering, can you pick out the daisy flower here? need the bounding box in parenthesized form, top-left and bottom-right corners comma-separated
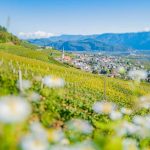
(109, 111, 122, 120)
(93, 101, 116, 114)
(66, 119, 93, 134)
(0, 96, 31, 123)
(42, 76, 65, 88)
(128, 70, 147, 82)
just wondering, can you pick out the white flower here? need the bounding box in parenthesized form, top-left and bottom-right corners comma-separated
(121, 107, 132, 115)
(72, 140, 95, 150)
(109, 111, 122, 120)
(145, 115, 150, 129)
(48, 129, 65, 143)
(42, 76, 65, 88)
(128, 70, 147, 82)
(133, 116, 145, 126)
(21, 134, 49, 150)
(0, 96, 31, 123)
(133, 115, 150, 130)
(138, 95, 150, 109)
(30, 122, 48, 140)
(116, 121, 140, 136)
(17, 80, 32, 90)
(49, 145, 70, 150)
(132, 116, 150, 138)
(50, 141, 95, 150)
(92, 101, 116, 114)
(124, 122, 140, 135)
(136, 127, 150, 138)
(60, 138, 70, 145)
(67, 119, 93, 134)
(28, 92, 41, 102)
(21, 122, 49, 150)
(122, 139, 138, 150)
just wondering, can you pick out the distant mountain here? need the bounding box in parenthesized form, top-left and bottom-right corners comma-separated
(95, 32, 150, 50)
(28, 32, 150, 51)
(44, 34, 98, 42)
(28, 34, 97, 46)
(48, 39, 129, 51)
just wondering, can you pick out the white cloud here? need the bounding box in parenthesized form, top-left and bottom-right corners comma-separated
(18, 31, 54, 39)
(143, 27, 150, 32)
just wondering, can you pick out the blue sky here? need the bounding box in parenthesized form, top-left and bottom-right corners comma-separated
(0, 0, 150, 38)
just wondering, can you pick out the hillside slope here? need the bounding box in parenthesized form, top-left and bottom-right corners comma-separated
(0, 43, 69, 67)
(0, 43, 150, 150)
(0, 44, 150, 122)
(0, 25, 21, 44)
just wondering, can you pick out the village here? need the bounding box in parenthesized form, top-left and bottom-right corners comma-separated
(56, 50, 150, 82)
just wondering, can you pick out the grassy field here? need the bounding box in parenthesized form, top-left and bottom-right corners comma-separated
(0, 44, 150, 150)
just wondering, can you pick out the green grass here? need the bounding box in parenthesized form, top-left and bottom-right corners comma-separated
(0, 44, 150, 150)
(0, 49, 149, 121)
(0, 43, 71, 67)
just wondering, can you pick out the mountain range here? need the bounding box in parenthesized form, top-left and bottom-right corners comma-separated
(28, 32, 150, 51)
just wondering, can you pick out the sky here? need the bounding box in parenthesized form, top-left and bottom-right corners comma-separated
(0, 0, 150, 38)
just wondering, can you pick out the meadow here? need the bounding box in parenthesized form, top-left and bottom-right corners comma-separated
(0, 44, 150, 150)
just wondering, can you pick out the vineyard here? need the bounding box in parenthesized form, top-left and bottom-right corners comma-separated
(0, 44, 150, 150)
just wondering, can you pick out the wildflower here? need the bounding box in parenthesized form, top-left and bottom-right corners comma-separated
(122, 139, 138, 150)
(138, 95, 150, 109)
(145, 115, 150, 129)
(66, 119, 93, 134)
(121, 107, 132, 115)
(131, 116, 150, 138)
(116, 121, 140, 136)
(17, 80, 32, 90)
(136, 126, 150, 138)
(92, 101, 116, 114)
(109, 111, 122, 120)
(133, 115, 150, 130)
(128, 70, 147, 82)
(30, 122, 48, 140)
(0, 96, 31, 123)
(60, 138, 70, 145)
(21, 134, 49, 150)
(28, 92, 41, 102)
(42, 76, 65, 88)
(49, 145, 70, 150)
(73, 140, 96, 150)
(49, 140, 95, 150)
(135, 116, 150, 138)
(48, 129, 65, 143)
(132, 116, 145, 126)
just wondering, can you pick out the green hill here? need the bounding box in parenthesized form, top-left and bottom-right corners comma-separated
(0, 43, 149, 121)
(0, 25, 20, 44)
(0, 31, 150, 149)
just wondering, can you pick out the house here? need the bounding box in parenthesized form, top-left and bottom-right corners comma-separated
(63, 56, 72, 62)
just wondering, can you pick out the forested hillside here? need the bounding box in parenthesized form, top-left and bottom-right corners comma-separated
(29, 32, 150, 51)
